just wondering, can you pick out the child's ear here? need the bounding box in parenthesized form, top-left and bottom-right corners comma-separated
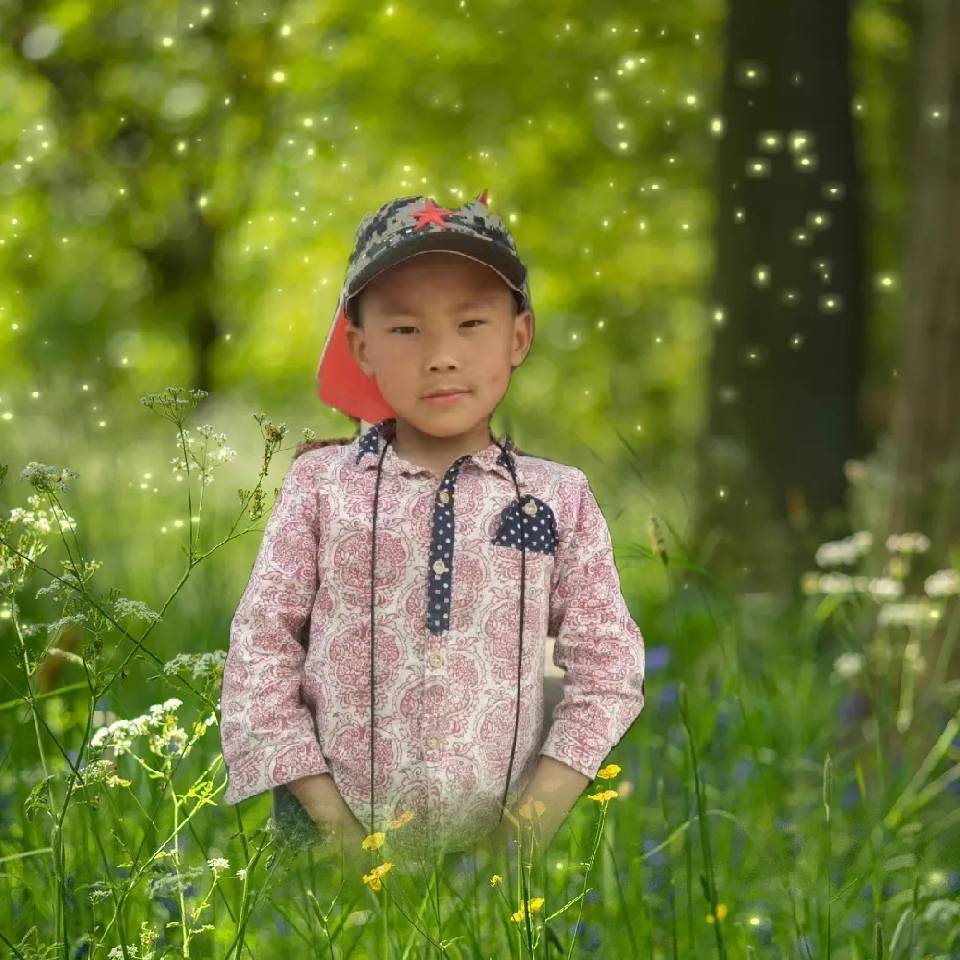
(343, 324, 370, 373)
(511, 309, 534, 366)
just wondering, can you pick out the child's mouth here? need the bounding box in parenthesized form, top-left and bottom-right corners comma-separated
(423, 390, 470, 405)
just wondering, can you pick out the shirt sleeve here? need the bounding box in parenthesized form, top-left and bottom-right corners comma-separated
(219, 450, 331, 805)
(539, 468, 646, 781)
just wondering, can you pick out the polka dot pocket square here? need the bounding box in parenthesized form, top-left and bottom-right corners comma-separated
(492, 495, 559, 555)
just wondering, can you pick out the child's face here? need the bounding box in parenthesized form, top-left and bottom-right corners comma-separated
(344, 252, 533, 438)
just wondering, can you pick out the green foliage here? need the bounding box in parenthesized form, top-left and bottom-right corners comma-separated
(1, 0, 956, 955)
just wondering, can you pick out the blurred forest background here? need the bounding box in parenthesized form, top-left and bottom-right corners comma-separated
(2, 0, 957, 607)
(0, 0, 960, 608)
(1, 0, 959, 956)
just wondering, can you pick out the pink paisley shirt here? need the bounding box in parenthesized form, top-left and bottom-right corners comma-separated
(219, 423, 646, 854)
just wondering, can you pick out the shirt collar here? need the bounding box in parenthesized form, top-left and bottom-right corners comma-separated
(352, 417, 517, 481)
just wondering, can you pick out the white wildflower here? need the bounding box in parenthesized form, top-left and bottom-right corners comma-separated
(113, 597, 163, 624)
(832, 651, 864, 679)
(171, 425, 236, 485)
(19, 462, 80, 493)
(90, 699, 184, 757)
(866, 577, 904, 601)
(877, 601, 940, 627)
(8, 494, 78, 535)
(850, 530, 873, 552)
(151, 698, 183, 716)
(87, 880, 113, 905)
(163, 650, 227, 681)
(818, 572, 854, 594)
(815, 537, 862, 567)
(90, 717, 149, 756)
(885, 532, 931, 554)
(903, 641, 926, 673)
(208, 857, 230, 874)
(148, 725, 189, 759)
(78, 758, 117, 785)
(924, 568, 959, 598)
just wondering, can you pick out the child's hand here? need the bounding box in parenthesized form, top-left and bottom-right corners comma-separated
(325, 813, 368, 853)
(473, 818, 519, 873)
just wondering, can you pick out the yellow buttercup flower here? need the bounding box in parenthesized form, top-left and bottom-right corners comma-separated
(511, 896, 545, 923)
(596, 763, 621, 779)
(362, 861, 393, 891)
(490, 874, 503, 887)
(587, 788, 618, 804)
(518, 799, 546, 820)
(361, 831, 385, 851)
(387, 810, 415, 829)
(706, 902, 728, 924)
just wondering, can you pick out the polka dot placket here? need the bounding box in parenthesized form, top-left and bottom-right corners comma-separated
(366, 419, 529, 847)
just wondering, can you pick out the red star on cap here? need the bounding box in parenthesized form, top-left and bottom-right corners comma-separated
(411, 198, 455, 231)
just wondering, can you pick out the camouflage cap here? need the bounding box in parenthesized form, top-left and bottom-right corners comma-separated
(316, 189, 533, 423)
(341, 189, 533, 323)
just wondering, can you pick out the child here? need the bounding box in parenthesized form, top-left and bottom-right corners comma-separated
(219, 190, 646, 864)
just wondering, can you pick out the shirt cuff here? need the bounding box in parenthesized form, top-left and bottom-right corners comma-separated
(538, 678, 646, 782)
(223, 737, 330, 806)
(539, 715, 616, 782)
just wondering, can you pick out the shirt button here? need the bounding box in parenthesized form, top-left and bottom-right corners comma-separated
(427, 736, 439, 749)
(429, 653, 443, 668)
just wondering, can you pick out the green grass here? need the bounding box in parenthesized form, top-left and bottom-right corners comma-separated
(1, 387, 959, 958)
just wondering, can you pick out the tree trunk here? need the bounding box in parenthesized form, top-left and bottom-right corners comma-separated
(697, 0, 870, 594)
(887, 0, 960, 554)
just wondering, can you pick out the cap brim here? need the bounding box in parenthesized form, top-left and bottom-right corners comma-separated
(346, 231, 526, 306)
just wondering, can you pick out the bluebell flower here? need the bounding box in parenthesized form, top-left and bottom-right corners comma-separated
(732, 758, 753, 785)
(647, 872, 666, 893)
(660, 682, 678, 706)
(157, 896, 179, 918)
(71, 937, 91, 959)
(643, 836, 666, 868)
(645, 646, 670, 673)
(841, 780, 860, 809)
(859, 880, 895, 899)
(569, 920, 602, 952)
(838, 690, 867, 724)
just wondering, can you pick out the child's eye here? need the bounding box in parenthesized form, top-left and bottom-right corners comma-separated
(389, 320, 487, 334)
